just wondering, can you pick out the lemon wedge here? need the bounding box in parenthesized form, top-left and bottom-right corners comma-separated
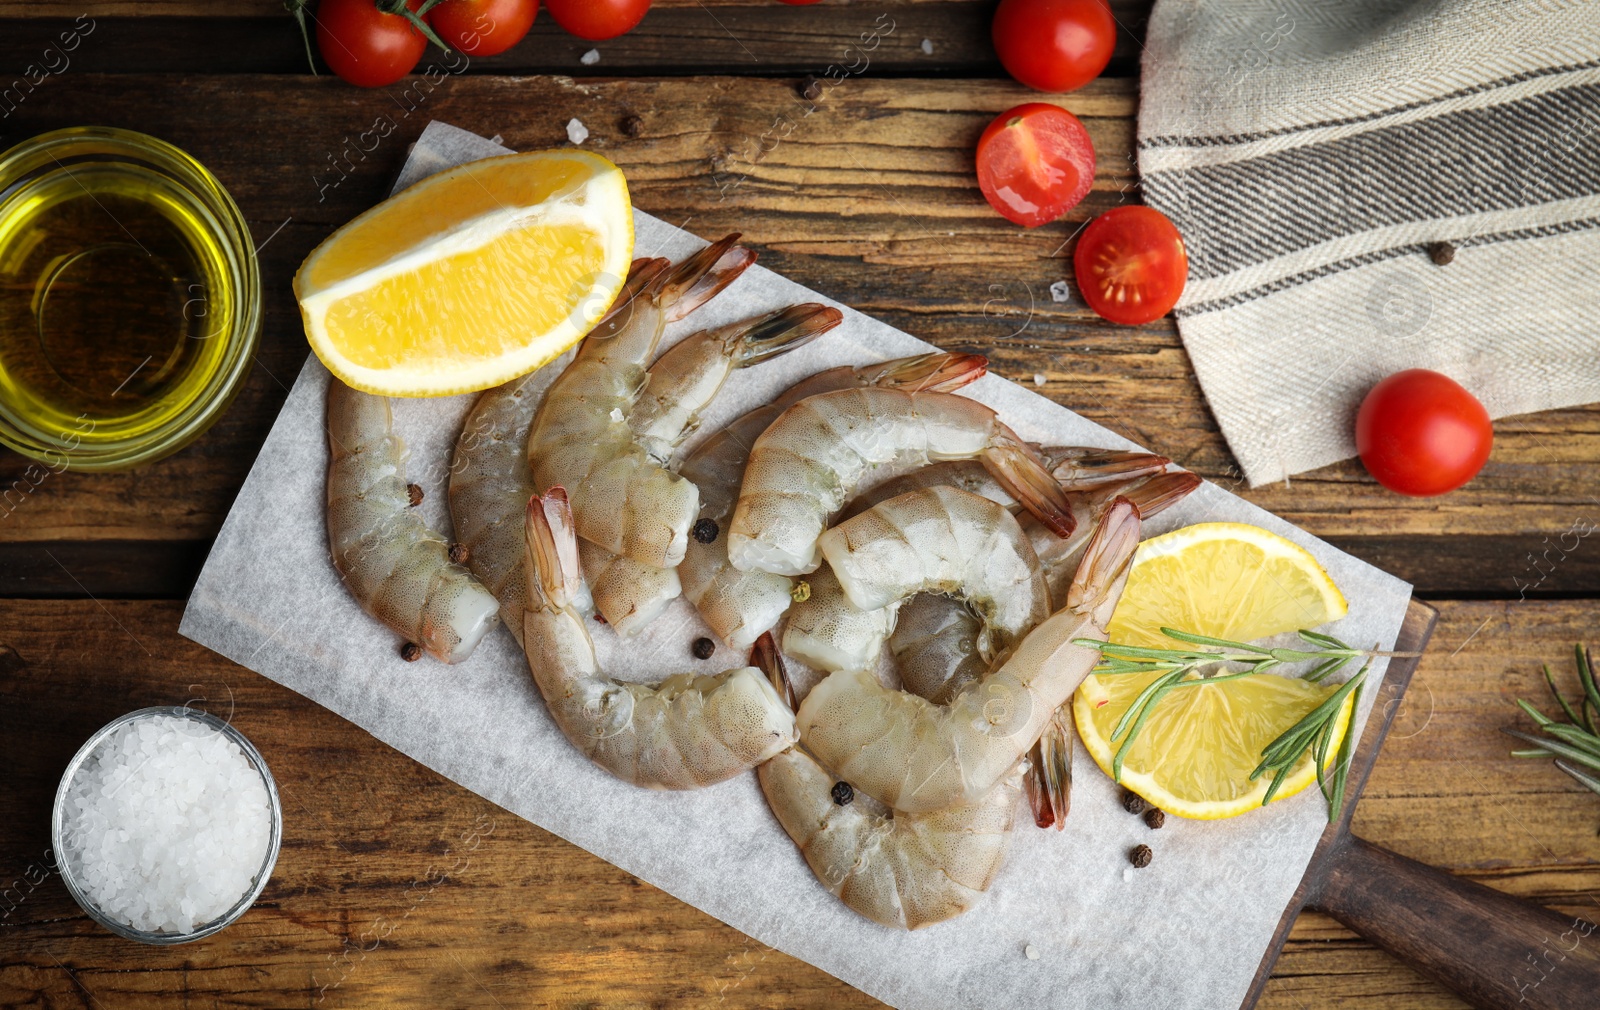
(295, 150, 633, 397)
(1073, 523, 1354, 819)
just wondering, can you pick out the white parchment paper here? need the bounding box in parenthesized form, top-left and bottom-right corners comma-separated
(180, 122, 1414, 1010)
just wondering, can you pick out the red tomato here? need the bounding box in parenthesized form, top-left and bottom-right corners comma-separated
(545, 0, 650, 40)
(975, 103, 1095, 228)
(1355, 369, 1493, 496)
(315, 0, 428, 88)
(992, 0, 1116, 93)
(427, 0, 537, 56)
(1073, 206, 1187, 324)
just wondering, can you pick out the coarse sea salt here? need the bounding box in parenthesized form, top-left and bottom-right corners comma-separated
(61, 714, 272, 934)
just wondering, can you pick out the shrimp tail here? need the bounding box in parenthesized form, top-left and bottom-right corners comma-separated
(1066, 497, 1141, 615)
(1024, 707, 1075, 830)
(1049, 449, 1171, 488)
(524, 488, 586, 613)
(750, 630, 797, 711)
(981, 438, 1076, 538)
(661, 233, 757, 320)
(1120, 470, 1203, 519)
(861, 351, 988, 393)
(602, 257, 671, 321)
(729, 304, 844, 368)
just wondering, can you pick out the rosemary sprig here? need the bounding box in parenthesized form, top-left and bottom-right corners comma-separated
(1073, 627, 1386, 821)
(1504, 644, 1600, 804)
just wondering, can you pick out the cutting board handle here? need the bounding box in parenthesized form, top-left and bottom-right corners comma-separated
(1310, 833, 1600, 1009)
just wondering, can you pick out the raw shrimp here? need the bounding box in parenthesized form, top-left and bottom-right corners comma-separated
(527, 235, 754, 569)
(844, 446, 1170, 520)
(448, 258, 672, 644)
(327, 379, 500, 663)
(678, 353, 987, 649)
(521, 489, 796, 789)
(760, 748, 1024, 930)
(794, 498, 1141, 814)
(893, 469, 1203, 704)
(752, 641, 1023, 931)
(782, 486, 1049, 680)
(580, 303, 842, 634)
(728, 388, 1075, 577)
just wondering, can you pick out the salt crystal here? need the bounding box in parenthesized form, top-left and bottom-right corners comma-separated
(61, 714, 272, 934)
(1049, 280, 1072, 303)
(1122, 866, 1134, 882)
(580, 49, 600, 66)
(1024, 944, 1040, 960)
(567, 118, 589, 145)
(1032, 373, 1047, 387)
(921, 39, 934, 55)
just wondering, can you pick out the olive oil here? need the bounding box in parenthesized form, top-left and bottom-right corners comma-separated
(0, 158, 239, 451)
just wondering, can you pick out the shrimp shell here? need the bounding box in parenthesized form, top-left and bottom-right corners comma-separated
(678, 353, 988, 650)
(521, 489, 796, 789)
(794, 499, 1141, 814)
(327, 380, 500, 663)
(727, 388, 1074, 577)
(782, 486, 1048, 679)
(759, 747, 1024, 931)
(528, 236, 752, 568)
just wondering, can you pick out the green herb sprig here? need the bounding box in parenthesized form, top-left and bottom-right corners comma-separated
(1504, 644, 1600, 806)
(1073, 628, 1392, 821)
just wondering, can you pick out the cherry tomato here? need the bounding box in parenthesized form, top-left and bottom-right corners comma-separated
(1355, 369, 1493, 496)
(992, 0, 1116, 93)
(1073, 206, 1187, 324)
(315, 0, 427, 88)
(427, 0, 537, 56)
(545, 0, 650, 40)
(975, 103, 1095, 228)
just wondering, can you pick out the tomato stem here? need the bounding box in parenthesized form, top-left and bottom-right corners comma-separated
(378, 0, 453, 54)
(283, 0, 318, 75)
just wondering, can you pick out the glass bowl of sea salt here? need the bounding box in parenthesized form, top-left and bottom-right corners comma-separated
(51, 706, 282, 943)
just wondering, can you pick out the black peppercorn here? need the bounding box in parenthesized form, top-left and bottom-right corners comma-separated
(407, 483, 424, 507)
(800, 76, 822, 101)
(1121, 790, 1148, 815)
(692, 637, 715, 660)
(693, 517, 719, 544)
(1144, 808, 1165, 830)
(831, 781, 854, 805)
(400, 642, 422, 662)
(1428, 240, 1456, 266)
(448, 543, 469, 565)
(1129, 844, 1153, 868)
(621, 115, 644, 138)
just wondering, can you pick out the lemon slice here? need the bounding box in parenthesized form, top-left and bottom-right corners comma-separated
(1073, 523, 1353, 819)
(295, 150, 633, 397)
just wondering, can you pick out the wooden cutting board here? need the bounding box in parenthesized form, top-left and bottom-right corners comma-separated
(1242, 598, 1600, 1009)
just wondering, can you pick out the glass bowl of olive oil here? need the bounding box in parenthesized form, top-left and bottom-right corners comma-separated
(0, 127, 260, 471)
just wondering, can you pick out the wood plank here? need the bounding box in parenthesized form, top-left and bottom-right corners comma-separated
(2, 73, 1597, 599)
(0, 2, 1149, 78)
(1, 598, 1596, 1009)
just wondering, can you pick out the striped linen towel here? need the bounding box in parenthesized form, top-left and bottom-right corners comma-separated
(1137, 0, 1600, 486)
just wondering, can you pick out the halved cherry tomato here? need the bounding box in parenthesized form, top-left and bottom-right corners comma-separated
(427, 0, 537, 56)
(992, 0, 1116, 93)
(1356, 369, 1493, 496)
(315, 0, 428, 88)
(545, 0, 650, 40)
(1073, 205, 1187, 324)
(976, 103, 1095, 228)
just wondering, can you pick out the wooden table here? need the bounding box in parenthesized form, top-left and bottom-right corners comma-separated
(2, 3, 1596, 1007)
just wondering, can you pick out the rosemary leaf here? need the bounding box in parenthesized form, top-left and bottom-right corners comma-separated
(1544, 663, 1586, 726)
(1511, 747, 1556, 758)
(1515, 698, 1555, 728)
(1578, 645, 1600, 724)
(1502, 728, 1600, 775)
(1554, 759, 1600, 797)
(1158, 627, 1271, 653)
